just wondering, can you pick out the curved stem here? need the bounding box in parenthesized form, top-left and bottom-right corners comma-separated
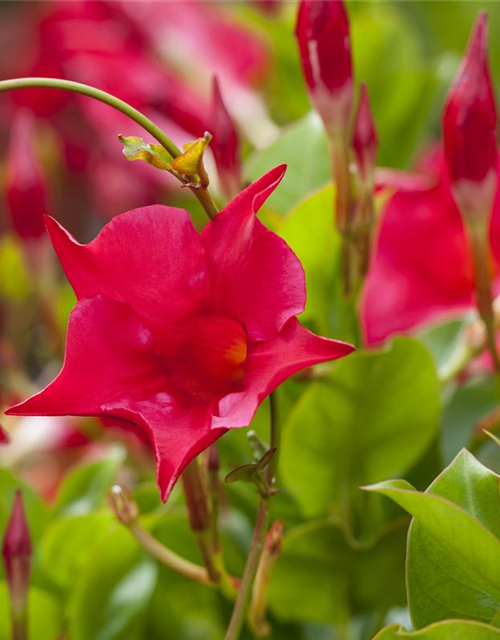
(0, 78, 221, 221)
(224, 392, 281, 640)
(0, 78, 182, 158)
(128, 521, 212, 586)
(224, 500, 269, 640)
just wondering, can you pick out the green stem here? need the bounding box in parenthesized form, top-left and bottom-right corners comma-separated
(467, 220, 500, 374)
(224, 392, 281, 640)
(127, 521, 212, 586)
(0, 77, 221, 221)
(11, 607, 28, 640)
(0, 77, 181, 158)
(224, 500, 270, 640)
(329, 134, 354, 297)
(181, 458, 220, 583)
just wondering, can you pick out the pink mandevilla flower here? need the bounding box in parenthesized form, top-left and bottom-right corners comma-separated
(6, 167, 354, 501)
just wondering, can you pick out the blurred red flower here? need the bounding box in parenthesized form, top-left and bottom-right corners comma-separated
(7, 167, 354, 501)
(362, 148, 500, 344)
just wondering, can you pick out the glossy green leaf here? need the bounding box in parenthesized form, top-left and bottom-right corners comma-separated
(366, 451, 500, 627)
(281, 338, 441, 517)
(374, 620, 500, 640)
(417, 317, 468, 373)
(39, 513, 114, 589)
(351, 5, 436, 167)
(278, 186, 340, 335)
(55, 447, 125, 516)
(68, 526, 156, 640)
(268, 519, 407, 624)
(441, 378, 498, 464)
(245, 112, 330, 215)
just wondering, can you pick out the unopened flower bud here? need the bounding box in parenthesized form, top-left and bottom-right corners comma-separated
(5, 110, 50, 241)
(353, 83, 378, 181)
(443, 11, 498, 222)
(2, 491, 32, 612)
(110, 485, 139, 525)
(295, 0, 353, 136)
(210, 77, 242, 200)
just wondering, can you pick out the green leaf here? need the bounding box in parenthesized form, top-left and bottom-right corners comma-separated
(278, 186, 340, 335)
(417, 317, 468, 373)
(366, 451, 500, 627)
(281, 338, 441, 517)
(54, 448, 124, 516)
(268, 519, 407, 624)
(374, 620, 500, 640)
(350, 5, 436, 168)
(245, 112, 330, 215)
(68, 526, 156, 640)
(441, 377, 498, 464)
(119, 135, 172, 171)
(39, 513, 114, 589)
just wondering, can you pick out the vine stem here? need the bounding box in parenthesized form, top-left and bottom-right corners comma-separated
(224, 392, 280, 640)
(0, 77, 219, 220)
(0, 77, 181, 157)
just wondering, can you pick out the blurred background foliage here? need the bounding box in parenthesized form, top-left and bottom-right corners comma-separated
(0, 1, 499, 639)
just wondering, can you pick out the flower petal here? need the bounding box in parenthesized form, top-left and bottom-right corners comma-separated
(6, 295, 159, 417)
(362, 180, 474, 344)
(44, 206, 207, 330)
(103, 395, 227, 501)
(202, 166, 306, 341)
(211, 318, 354, 429)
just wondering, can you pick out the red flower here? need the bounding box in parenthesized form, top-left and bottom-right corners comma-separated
(295, 0, 353, 135)
(443, 11, 498, 221)
(5, 110, 50, 241)
(362, 148, 500, 344)
(6, 168, 354, 501)
(210, 77, 242, 200)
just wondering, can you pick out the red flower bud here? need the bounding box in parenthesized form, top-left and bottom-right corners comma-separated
(295, 0, 353, 135)
(443, 11, 498, 221)
(2, 491, 32, 608)
(210, 77, 242, 200)
(5, 111, 50, 240)
(353, 83, 378, 179)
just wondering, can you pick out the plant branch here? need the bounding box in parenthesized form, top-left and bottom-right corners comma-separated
(0, 77, 181, 158)
(127, 521, 212, 586)
(0, 78, 220, 220)
(224, 392, 281, 640)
